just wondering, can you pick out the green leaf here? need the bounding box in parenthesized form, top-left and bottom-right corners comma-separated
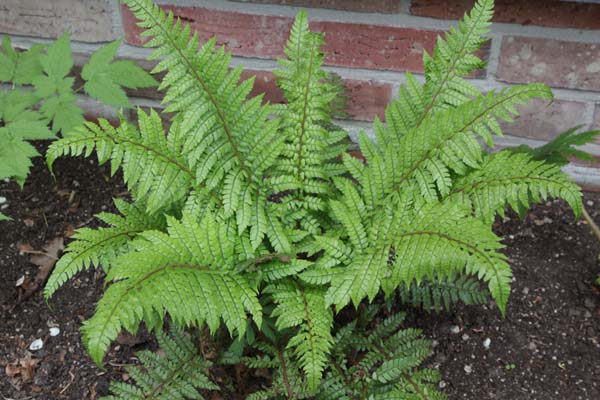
(13, 44, 45, 85)
(41, 32, 72, 79)
(40, 92, 84, 133)
(0, 36, 16, 82)
(0, 89, 39, 122)
(0, 132, 39, 186)
(5, 120, 55, 140)
(82, 40, 157, 107)
(83, 76, 130, 107)
(0, 212, 10, 221)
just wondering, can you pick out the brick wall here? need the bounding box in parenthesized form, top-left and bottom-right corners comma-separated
(2, 0, 600, 186)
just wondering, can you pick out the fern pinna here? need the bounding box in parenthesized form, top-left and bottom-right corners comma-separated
(45, 0, 581, 396)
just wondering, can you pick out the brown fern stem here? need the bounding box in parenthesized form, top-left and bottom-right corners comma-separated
(582, 205, 600, 243)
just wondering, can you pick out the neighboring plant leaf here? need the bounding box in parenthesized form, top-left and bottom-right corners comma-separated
(31, 32, 82, 134)
(509, 125, 600, 166)
(82, 39, 158, 107)
(0, 36, 45, 84)
(0, 36, 17, 82)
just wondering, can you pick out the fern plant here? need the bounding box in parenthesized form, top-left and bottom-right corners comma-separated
(0, 33, 156, 220)
(45, 0, 582, 396)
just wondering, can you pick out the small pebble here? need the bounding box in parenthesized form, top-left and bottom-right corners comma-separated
(0, 196, 6, 204)
(462, 333, 470, 341)
(464, 365, 473, 374)
(29, 339, 44, 351)
(587, 200, 594, 207)
(483, 338, 491, 349)
(528, 342, 537, 351)
(15, 276, 25, 287)
(584, 298, 595, 309)
(49, 327, 60, 337)
(439, 380, 447, 389)
(450, 325, 460, 334)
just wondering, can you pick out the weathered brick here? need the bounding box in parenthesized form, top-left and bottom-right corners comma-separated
(593, 105, 600, 131)
(121, 4, 448, 73)
(344, 79, 391, 121)
(231, 0, 402, 13)
(500, 99, 588, 141)
(411, 0, 600, 30)
(0, 0, 117, 42)
(497, 36, 600, 92)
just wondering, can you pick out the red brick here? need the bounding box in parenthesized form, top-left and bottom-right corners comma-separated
(244, 70, 285, 104)
(500, 98, 588, 141)
(230, 0, 401, 13)
(344, 79, 391, 121)
(243, 70, 392, 121)
(497, 36, 600, 92)
(121, 4, 446, 73)
(411, 0, 600, 30)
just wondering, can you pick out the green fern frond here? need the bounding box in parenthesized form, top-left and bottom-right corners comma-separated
(396, 273, 489, 312)
(422, 0, 493, 113)
(327, 198, 512, 314)
(100, 327, 218, 400)
(383, 0, 493, 140)
(47, 111, 197, 214)
(318, 311, 446, 400)
(361, 84, 553, 207)
(44, 199, 166, 299)
(124, 0, 283, 243)
(269, 280, 334, 392)
(83, 212, 261, 365)
(450, 150, 582, 222)
(240, 343, 310, 400)
(272, 10, 347, 228)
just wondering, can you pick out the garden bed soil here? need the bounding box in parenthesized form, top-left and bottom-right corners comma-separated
(1, 145, 599, 399)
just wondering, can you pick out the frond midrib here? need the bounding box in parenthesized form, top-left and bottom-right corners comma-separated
(296, 38, 318, 186)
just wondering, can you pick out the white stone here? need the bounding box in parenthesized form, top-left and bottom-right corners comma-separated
(483, 338, 491, 349)
(29, 338, 43, 351)
(49, 327, 60, 337)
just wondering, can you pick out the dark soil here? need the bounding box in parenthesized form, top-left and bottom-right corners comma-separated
(1, 145, 599, 399)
